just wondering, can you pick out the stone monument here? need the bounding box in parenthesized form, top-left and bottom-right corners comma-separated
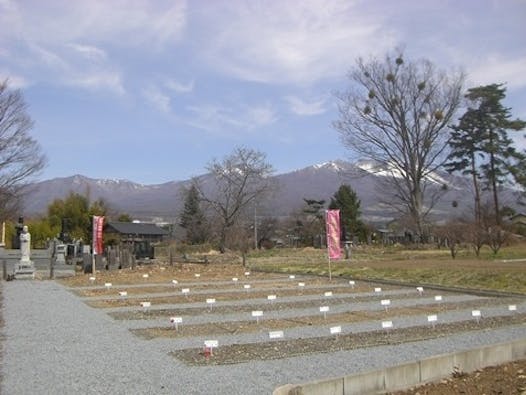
(15, 225, 36, 279)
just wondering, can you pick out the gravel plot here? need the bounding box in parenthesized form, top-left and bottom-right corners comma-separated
(2, 280, 525, 395)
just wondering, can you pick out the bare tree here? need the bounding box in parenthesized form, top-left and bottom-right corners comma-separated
(0, 80, 46, 219)
(194, 147, 275, 253)
(434, 220, 466, 258)
(334, 50, 464, 238)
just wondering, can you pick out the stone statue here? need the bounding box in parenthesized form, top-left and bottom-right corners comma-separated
(20, 225, 31, 263)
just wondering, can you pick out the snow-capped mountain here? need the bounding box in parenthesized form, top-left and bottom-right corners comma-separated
(21, 161, 521, 224)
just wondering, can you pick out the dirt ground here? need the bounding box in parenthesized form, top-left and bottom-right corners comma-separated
(389, 359, 526, 395)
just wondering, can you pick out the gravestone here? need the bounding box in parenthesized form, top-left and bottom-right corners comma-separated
(15, 226, 35, 279)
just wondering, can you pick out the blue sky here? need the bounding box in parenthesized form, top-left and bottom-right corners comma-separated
(1, 0, 525, 185)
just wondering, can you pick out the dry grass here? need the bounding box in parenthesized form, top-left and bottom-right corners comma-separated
(248, 244, 526, 294)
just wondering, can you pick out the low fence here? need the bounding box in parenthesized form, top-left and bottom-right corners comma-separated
(273, 337, 526, 395)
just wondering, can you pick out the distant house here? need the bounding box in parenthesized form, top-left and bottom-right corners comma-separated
(105, 221, 169, 243)
(510, 213, 526, 227)
(104, 221, 169, 259)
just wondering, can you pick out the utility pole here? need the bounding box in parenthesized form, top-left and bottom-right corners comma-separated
(254, 204, 258, 250)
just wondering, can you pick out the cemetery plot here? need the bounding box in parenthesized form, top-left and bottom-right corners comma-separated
(106, 290, 456, 319)
(63, 264, 526, 369)
(74, 279, 384, 307)
(171, 313, 526, 366)
(96, 288, 428, 312)
(130, 297, 522, 339)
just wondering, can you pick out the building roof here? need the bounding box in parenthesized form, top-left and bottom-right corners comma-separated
(106, 221, 169, 236)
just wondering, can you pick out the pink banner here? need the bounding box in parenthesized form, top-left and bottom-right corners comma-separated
(326, 209, 341, 260)
(92, 216, 104, 255)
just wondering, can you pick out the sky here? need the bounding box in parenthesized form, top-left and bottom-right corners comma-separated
(1, 0, 525, 185)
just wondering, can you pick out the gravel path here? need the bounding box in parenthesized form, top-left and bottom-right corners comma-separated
(2, 280, 525, 395)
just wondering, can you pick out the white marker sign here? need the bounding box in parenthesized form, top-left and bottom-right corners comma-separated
(434, 295, 443, 302)
(142, 273, 149, 279)
(232, 277, 238, 282)
(204, 340, 218, 356)
(244, 271, 250, 276)
(508, 304, 517, 312)
(194, 273, 201, 278)
(105, 282, 112, 288)
(119, 291, 128, 297)
(182, 288, 190, 295)
(324, 291, 333, 297)
(382, 320, 393, 329)
(252, 310, 263, 323)
(170, 316, 182, 330)
(204, 340, 218, 348)
(269, 330, 284, 339)
(319, 306, 330, 312)
(244, 284, 251, 290)
(89, 276, 96, 282)
(374, 287, 382, 293)
(289, 275, 295, 279)
(298, 282, 305, 287)
(267, 294, 277, 301)
(171, 279, 178, 285)
(381, 299, 391, 308)
(330, 326, 342, 335)
(427, 314, 438, 323)
(140, 301, 151, 308)
(472, 310, 481, 318)
(349, 280, 355, 287)
(206, 298, 216, 305)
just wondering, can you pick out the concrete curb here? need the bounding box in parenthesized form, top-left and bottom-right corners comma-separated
(273, 337, 526, 395)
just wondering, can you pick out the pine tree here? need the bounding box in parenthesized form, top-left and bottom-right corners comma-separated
(179, 184, 208, 244)
(328, 184, 365, 241)
(448, 84, 526, 225)
(446, 108, 484, 223)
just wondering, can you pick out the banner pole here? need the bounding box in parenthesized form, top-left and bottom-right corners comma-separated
(328, 256, 332, 281)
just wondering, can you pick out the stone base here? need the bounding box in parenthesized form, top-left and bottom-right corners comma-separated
(15, 261, 36, 280)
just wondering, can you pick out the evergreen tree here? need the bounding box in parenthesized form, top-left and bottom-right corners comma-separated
(328, 184, 365, 241)
(179, 184, 208, 244)
(447, 84, 525, 224)
(301, 198, 326, 247)
(446, 108, 484, 223)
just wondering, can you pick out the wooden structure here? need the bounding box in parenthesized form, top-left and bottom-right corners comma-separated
(105, 221, 169, 259)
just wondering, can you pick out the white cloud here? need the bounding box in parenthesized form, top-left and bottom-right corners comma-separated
(1, 1, 188, 48)
(165, 79, 194, 93)
(467, 55, 526, 90)
(67, 44, 107, 62)
(70, 71, 125, 95)
(186, 102, 277, 134)
(0, 1, 188, 96)
(285, 95, 327, 116)
(143, 85, 171, 113)
(247, 104, 277, 126)
(198, 0, 395, 84)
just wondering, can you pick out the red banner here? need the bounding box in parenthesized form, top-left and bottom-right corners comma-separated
(326, 209, 341, 259)
(92, 216, 104, 255)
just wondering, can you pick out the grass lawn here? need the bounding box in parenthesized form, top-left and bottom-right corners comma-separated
(247, 243, 526, 294)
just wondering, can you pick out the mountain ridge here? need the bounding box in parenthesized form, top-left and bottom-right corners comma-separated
(22, 160, 521, 224)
